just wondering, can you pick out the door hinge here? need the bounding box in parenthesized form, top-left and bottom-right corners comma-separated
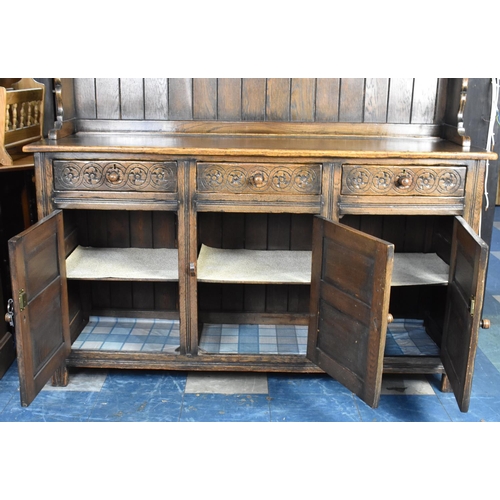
(18, 289, 27, 311)
(470, 296, 476, 317)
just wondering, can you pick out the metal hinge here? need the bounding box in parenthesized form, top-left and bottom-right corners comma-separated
(18, 289, 27, 311)
(470, 296, 476, 317)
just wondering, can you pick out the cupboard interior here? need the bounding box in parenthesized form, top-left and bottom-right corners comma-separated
(196, 212, 454, 356)
(63, 209, 181, 353)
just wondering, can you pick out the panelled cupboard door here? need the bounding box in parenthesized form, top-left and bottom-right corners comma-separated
(8, 210, 70, 407)
(441, 216, 489, 413)
(307, 217, 394, 408)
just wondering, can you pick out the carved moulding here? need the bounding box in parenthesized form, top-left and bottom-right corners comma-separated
(197, 163, 322, 194)
(341, 165, 466, 196)
(53, 160, 178, 192)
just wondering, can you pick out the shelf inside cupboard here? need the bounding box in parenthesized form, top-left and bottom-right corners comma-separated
(65, 246, 179, 281)
(196, 245, 449, 286)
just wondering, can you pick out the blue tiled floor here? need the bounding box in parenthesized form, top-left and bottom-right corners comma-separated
(2, 210, 500, 422)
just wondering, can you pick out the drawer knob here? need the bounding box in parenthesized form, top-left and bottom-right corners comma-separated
(481, 319, 491, 329)
(108, 171, 120, 183)
(396, 174, 412, 188)
(387, 313, 394, 324)
(250, 173, 265, 187)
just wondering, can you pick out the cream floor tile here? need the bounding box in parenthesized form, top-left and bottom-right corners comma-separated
(381, 375, 435, 396)
(185, 372, 268, 394)
(43, 369, 108, 392)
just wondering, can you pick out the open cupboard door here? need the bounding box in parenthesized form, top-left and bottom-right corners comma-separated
(8, 210, 70, 406)
(307, 217, 394, 408)
(441, 216, 489, 413)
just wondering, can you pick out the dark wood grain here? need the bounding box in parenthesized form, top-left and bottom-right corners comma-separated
(315, 78, 340, 122)
(339, 78, 365, 122)
(218, 79, 241, 121)
(242, 78, 266, 121)
(291, 78, 315, 122)
(266, 78, 291, 121)
(168, 78, 193, 120)
(193, 78, 217, 120)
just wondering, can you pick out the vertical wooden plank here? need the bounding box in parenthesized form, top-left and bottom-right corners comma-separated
(290, 214, 313, 250)
(218, 78, 242, 121)
(244, 284, 266, 312)
(245, 214, 268, 249)
(198, 213, 222, 248)
(291, 78, 316, 122)
(339, 78, 365, 122)
(222, 213, 245, 248)
(95, 78, 120, 119)
(74, 78, 96, 119)
(130, 211, 153, 248)
(106, 211, 130, 248)
(412, 78, 439, 123)
(109, 282, 133, 309)
(153, 212, 176, 248)
(268, 214, 291, 249)
(315, 78, 340, 122)
(132, 282, 155, 310)
(266, 78, 291, 121)
(364, 78, 389, 123)
(155, 282, 178, 311)
(193, 78, 217, 120)
(387, 78, 414, 123)
(144, 79, 169, 119)
(120, 78, 144, 119)
(87, 210, 107, 246)
(435, 78, 448, 123)
(242, 78, 266, 120)
(168, 78, 193, 120)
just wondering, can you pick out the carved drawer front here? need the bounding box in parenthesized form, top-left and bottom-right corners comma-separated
(341, 165, 466, 197)
(197, 162, 322, 194)
(53, 160, 178, 192)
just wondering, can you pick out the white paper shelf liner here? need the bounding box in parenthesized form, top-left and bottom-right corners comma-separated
(66, 246, 179, 281)
(196, 245, 449, 286)
(197, 245, 312, 284)
(392, 253, 449, 286)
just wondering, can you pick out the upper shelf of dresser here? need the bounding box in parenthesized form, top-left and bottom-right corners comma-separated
(24, 132, 497, 161)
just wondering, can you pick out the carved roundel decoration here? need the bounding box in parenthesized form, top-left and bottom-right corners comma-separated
(346, 167, 372, 192)
(57, 162, 83, 189)
(294, 168, 317, 192)
(437, 170, 460, 194)
(270, 167, 293, 191)
(82, 162, 104, 188)
(226, 169, 248, 191)
(126, 164, 149, 189)
(371, 170, 394, 193)
(103, 163, 127, 188)
(200, 167, 224, 190)
(415, 169, 438, 193)
(150, 164, 176, 190)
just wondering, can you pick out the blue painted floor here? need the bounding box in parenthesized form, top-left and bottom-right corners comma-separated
(2, 211, 500, 422)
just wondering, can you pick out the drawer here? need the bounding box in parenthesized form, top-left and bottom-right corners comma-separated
(197, 162, 322, 195)
(53, 160, 178, 192)
(341, 165, 466, 197)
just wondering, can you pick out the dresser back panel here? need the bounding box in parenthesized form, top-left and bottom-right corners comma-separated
(74, 78, 447, 125)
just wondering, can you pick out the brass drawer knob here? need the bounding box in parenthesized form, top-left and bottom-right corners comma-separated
(481, 319, 491, 329)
